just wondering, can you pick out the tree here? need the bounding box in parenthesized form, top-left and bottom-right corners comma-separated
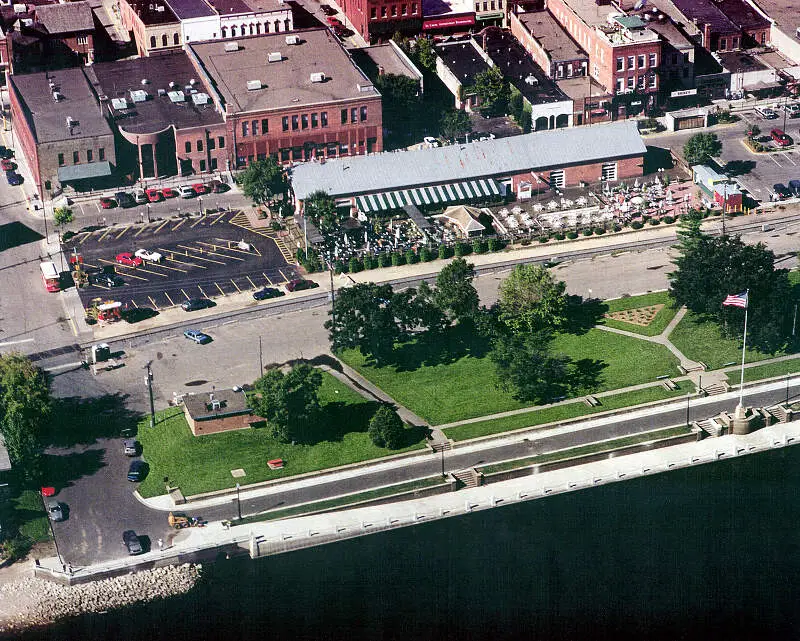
(490, 332, 570, 403)
(747, 124, 760, 140)
(53, 207, 73, 227)
(0, 354, 51, 480)
(473, 66, 510, 118)
(375, 74, 419, 113)
(433, 258, 479, 324)
(239, 158, 286, 206)
(368, 404, 405, 449)
(509, 89, 524, 125)
(304, 190, 344, 235)
(252, 364, 322, 443)
(683, 132, 722, 166)
(498, 264, 567, 336)
(439, 109, 472, 142)
(325, 283, 401, 364)
(414, 36, 436, 71)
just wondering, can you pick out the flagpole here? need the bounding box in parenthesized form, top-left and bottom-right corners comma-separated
(737, 289, 750, 410)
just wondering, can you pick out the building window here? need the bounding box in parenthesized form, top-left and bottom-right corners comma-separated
(637, 54, 645, 69)
(720, 38, 727, 51)
(311, 113, 318, 128)
(87, 149, 93, 162)
(282, 116, 289, 131)
(58, 153, 64, 166)
(649, 53, 657, 67)
(411, 2, 417, 12)
(211, 158, 218, 170)
(242, 122, 249, 137)
(280, 149, 290, 162)
(475, 2, 479, 10)
(732, 37, 739, 49)
(222, 27, 227, 37)
(360, 106, 367, 122)
(649, 73, 657, 88)
(174, 33, 180, 45)
(231, 26, 237, 36)
(482, 1, 487, 10)
(252, 120, 258, 136)
(556, 65, 564, 79)
(351, 107, 358, 123)
(73, 151, 79, 164)
(77, 35, 88, 45)
(185, 141, 192, 153)
(381, 6, 386, 16)
(301, 114, 309, 129)
(616, 57, 623, 71)
(490, 0, 495, 9)
(197, 140, 204, 151)
(200, 160, 206, 171)
(637, 75, 644, 88)
(262, 118, 268, 133)
(150, 35, 156, 48)
(761, 32, 766, 45)
(99, 148, 105, 161)
(291, 115, 299, 130)
(371, 7, 377, 18)
(321, 111, 328, 127)
(341, 108, 348, 124)
(549, 169, 565, 189)
(627, 76, 634, 90)
(209, 138, 215, 150)
(601, 162, 617, 181)
(218, 136, 225, 149)
(402, 4, 407, 14)
(627, 55, 634, 69)
(162, 34, 168, 47)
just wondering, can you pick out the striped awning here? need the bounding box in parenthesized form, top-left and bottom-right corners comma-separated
(355, 179, 502, 213)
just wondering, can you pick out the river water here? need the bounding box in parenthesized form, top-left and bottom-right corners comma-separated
(16, 447, 800, 641)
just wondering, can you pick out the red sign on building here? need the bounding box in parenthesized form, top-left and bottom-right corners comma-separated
(422, 14, 475, 30)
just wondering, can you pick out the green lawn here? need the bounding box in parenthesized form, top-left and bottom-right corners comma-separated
(444, 382, 688, 441)
(137, 372, 426, 498)
(341, 327, 680, 426)
(741, 357, 800, 383)
(600, 291, 679, 337)
(669, 310, 788, 370)
(10, 490, 51, 543)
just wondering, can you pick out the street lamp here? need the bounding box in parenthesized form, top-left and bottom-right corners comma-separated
(199, 195, 203, 214)
(146, 203, 151, 223)
(144, 361, 155, 428)
(235, 483, 241, 520)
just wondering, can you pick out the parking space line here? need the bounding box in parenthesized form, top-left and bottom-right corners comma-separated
(768, 154, 782, 166)
(278, 269, 289, 282)
(134, 224, 153, 237)
(783, 152, 797, 166)
(246, 276, 256, 289)
(190, 214, 207, 228)
(154, 220, 171, 234)
(172, 219, 187, 231)
(115, 226, 131, 239)
(192, 243, 246, 262)
(174, 245, 226, 265)
(91, 283, 111, 290)
(215, 282, 225, 296)
(129, 299, 138, 308)
(164, 292, 175, 306)
(230, 279, 241, 292)
(153, 259, 191, 272)
(130, 266, 169, 278)
(198, 285, 209, 299)
(180, 288, 190, 300)
(148, 296, 160, 310)
(73, 232, 91, 244)
(98, 227, 115, 242)
(262, 272, 273, 285)
(210, 212, 227, 225)
(207, 239, 258, 256)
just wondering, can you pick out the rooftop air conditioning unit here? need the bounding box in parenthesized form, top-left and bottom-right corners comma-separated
(224, 41, 239, 52)
(52, 91, 61, 101)
(247, 79, 262, 90)
(169, 81, 177, 89)
(156, 4, 164, 10)
(157, 88, 166, 96)
(189, 78, 197, 86)
(268, 51, 282, 62)
(211, 400, 221, 410)
(310, 72, 325, 82)
(65, 116, 74, 127)
(285, 34, 299, 45)
(141, 78, 149, 85)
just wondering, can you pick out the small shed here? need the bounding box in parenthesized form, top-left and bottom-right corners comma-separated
(436, 205, 487, 237)
(183, 388, 257, 436)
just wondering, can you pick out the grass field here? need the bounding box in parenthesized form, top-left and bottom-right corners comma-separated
(443, 382, 688, 441)
(137, 372, 426, 497)
(741, 357, 800, 383)
(600, 291, 679, 337)
(8, 490, 51, 543)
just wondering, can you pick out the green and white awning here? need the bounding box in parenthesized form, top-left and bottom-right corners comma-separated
(355, 179, 502, 213)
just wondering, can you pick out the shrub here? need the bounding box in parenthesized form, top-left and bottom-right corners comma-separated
(378, 253, 392, 268)
(538, 235, 549, 243)
(333, 259, 347, 273)
(594, 227, 606, 235)
(582, 228, 593, 236)
(348, 256, 363, 273)
(270, 221, 282, 231)
(554, 233, 565, 241)
(487, 238, 499, 252)
(566, 231, 578, 239)
(368, 405, 405, 449)
(663, 216, 675, 224)
(649, 218, 661, 226)
(438, 244, 451, 260)
(405, 248, 418, 264)
(454, 242, 471, 257)
(631, 221, 644, 229)
(473, 239, 487, 254)
(520, 238, 531, 246)
(363, 254, 374, 270)
(612, 225, 622, 233)
(419, 247, 431, 262)
(391, 252, 405, 266)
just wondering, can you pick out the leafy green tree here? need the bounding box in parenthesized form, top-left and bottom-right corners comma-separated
(490, 332, 570, 403)
(747, 124, 760, 139)
(53, 207, 73, 227)
(473, 66, 510, 117)
(414, 36, 437, 71)
(238, 158, 286, 206)
(252, 364, 322, 443)
(683, 132, 722, 166)
(394, 281, 446, 336)
(433, 258, 479, 324)
(0, 354, 51, 480)
(375, 74, 419, 112)
(304, 190, 344, 235)
(498, 264, 567, 336)
(509, 89, 524, 125)
(439, 109, 472, 142)
(368, 404, 405, 449)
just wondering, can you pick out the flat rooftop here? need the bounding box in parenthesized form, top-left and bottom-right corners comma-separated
(517, 11, 587, 62)
(183, 388, 251, 420)
(351, 44, 422, 81)
(558, 0, 618, 28)
(483, 31, 569, 105)
(630, 6, 694, 49)
(87, 53, 223, 135)
(189, 28, 379, 114)
(716, 0, 770, 31)
(124, 0, 180, 26)
(718, 50, 769, 73)
(164, 0, 215, 20)
(748, 0, 798, 31)
(10, 68, 112, 143)
(671, 0, 739, 34)
(557, 75, 611, 100)
(435, 40, 491, 87)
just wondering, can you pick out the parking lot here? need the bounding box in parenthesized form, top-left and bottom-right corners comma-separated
(67, 210, 300, 311)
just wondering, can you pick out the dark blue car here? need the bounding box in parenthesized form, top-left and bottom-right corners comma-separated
(6, 171, 22, 186)
(127, 459, 147, 482)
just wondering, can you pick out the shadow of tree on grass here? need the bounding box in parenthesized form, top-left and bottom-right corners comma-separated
(382, 323, 493, 372)
(563, 295, 608, 336)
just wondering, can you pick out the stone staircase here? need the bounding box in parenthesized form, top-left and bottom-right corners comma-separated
(694, 417, 725, 438)
(450, 468, 482, 489)
(769, 404, 793, 424)
(229, 211, 297, 264)
(429, 440, 452, 453)
(701, 381, 730, 396)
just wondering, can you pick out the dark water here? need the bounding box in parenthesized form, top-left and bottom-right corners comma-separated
(16, 447, 800, 641)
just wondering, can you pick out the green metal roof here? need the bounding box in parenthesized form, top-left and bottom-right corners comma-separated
(57, 161, 112, 182)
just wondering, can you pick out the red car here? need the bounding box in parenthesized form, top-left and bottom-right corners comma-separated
(145, 188, 163, 202)
(99, 197, 116, 209)
(1, 159, 16, 171)
(192, 183, 207, 195)
(162, 187, 177, 198)
(115, 252, 143, 267)
(771, 128, 792, 147)
(326, 15, 342, 26)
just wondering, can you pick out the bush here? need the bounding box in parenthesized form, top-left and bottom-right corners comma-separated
(612, 225, 622, 233)
(487, 238, 501, 252)
(419, 247, 431, 262)
(333, 259, 347, 273)
(368, 405, 405, 449)
(438, 244, 452, 260)
(649, 218, 661, 226)
(582, 228, 593, 236)
(405, 248, 418, 264)
(553, 233, 565, 241)
(62, 230, 76, 242)
(270, 221, 282, 231)
(520, 238, 531, 246)
(566, 231, 578, 239)
(663, 216, 675, 224)
(594, 227, 606, 235)
(454, 242, 471, 257)
(363, 254, 374, 270)
(348, 256, 363, 273)
(378, 253, 392, 268)
(631, 221, 644, 229)
(538, 235, 549, 243)
(473, 239, 487, 254)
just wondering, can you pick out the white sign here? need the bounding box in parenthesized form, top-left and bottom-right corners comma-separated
(671, 89, 698, 98)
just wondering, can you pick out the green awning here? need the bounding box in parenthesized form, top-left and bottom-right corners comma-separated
(57, 161, 112, 182)
(356, 179, 504, 213)
(476, 11, 503, 19)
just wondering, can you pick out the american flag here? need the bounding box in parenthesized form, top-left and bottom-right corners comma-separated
(722, 291, 748, 308)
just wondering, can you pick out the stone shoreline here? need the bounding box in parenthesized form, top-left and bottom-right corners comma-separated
(0, 562, 203, 635)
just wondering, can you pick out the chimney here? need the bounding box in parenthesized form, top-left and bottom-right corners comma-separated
(377, 64, 385, 75)
(703, 22, 712, 49)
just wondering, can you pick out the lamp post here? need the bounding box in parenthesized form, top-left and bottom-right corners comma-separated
(786, 374, 790, 405)
(199, 195, 203, 215)
(146, 203, 151, 223)
(144, 361, 155, 428)
(235, 483, 241, 520)
(440, 447, 445, 478)
(685, 393, 691, 427)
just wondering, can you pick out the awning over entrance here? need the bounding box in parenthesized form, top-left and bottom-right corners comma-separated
(355, 179, 502, 213)
(57, 161, 112, 182)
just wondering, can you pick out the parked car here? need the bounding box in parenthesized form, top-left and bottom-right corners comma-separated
(423, 136, 440, 148)
(771, 128, 792, 147)
(115, 191, 134, 207)
(333, 26, 353, 38)
(122, 307, 158, 323)
(179, 185, 196, 198)
(773, 183, 792, 199)
(6, 172, 22, 186)
(89, 272, 124, 287)
(0, 159, 16, 171)
(116, 252, 143, 267)
(162, 187, 178, 198)
(0, 146, 14, 159)
(786, 103, 800, 118)
(99, 197, 116, 209)
(46, 500, 64, 522)
(206, 179, 229, 193)
(133, 188, 148, 204)
(320, 3, 337, 14)
(755, 106, 778, 119)
(326, 15, 342, 25)
(134, 248, 163, 263)
(184, 329, 212, 344)
(192, 183, 207, 195)
(285, 278, 319, 292)
(123, 530, 143, 555)
(127, 460, 146, 482)
(253, 286, 285, 301)
(123, 439, 138, 456)
(145, 188, 163, 202)
(181, 297, 214, 311)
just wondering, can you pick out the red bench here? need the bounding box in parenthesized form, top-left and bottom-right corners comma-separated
(267, 459, 284, 470)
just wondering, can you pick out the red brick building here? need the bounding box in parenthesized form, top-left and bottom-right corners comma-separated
(339, 0, 422, 43)
(188, 28, 383, 167)
(183, 388, 258, 436)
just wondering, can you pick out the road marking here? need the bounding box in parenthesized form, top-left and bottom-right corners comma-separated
(151, 260, 190, 273)
(98, 227, 115, 242)
(278, 269, 289, 282)
(133, 224, 152, 237)
(190, 214, 207, 228)
(175, 245, 225, 265)
(230, 279, 241, 292)
(783, 152, 797, 166)
(181, 288, 190, 300)
(162, 257, 202, 270)
(0, 338, 34, 347)
(246, 275, 257, 289)
(192, 245, 245, 262)
(73, 232, 91, 244)
(148, 296, 159, 310)
(201, 241, 253, 256)
(130, 299, 139, 308)
(198, 285, 209, 299)
(210, 212, 227, 225)
(262, 272, 273, 285)
(215, 282, 225, 296)
(115, 226, 130, 239)
(768, 154, 782, 166)
(44, 361, 84, 373)
(172, 219, 187, 231)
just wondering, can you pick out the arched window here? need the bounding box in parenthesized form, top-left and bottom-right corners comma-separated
(241, 24, 246, 35)
(173, 32, 179, 45)
(283, 19, 289, 31)
(150, 35, 156, 48)
(263, 22, 269, 33)
(255, 23, 261, 34)
(221, 26, 227, 37)
(231, 25, 236, 36)
(273, 19, 280, 32)
(162, 34, 168, 46)
(249, 24, 254, 35)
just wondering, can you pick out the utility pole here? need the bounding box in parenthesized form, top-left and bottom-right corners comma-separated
(328, 254, 336, 328)
(144, 361, 155, 428)
(258, 335, 263, 377)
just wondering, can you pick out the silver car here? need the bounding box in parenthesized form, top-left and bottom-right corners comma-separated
(47, 500, 64, 522)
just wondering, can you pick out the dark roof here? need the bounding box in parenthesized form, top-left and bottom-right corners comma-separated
(716, 0, 770, 30)
(351, 44, 423, 82)
(483, 31, 568, 105)
(123, 0, 179, 25)
(516, 11, 587, 63)
(183, 388, 252, 420)
(34, 1, 94, 34)
(211, 0, 251, 13)
(87, 52, 224, 135)
(717, 50, 768, 73)
(435, 40, 492, 88)
(10, 68, 113, 144)
(671, 0, 739, 34)
(164, 0, 215, 20)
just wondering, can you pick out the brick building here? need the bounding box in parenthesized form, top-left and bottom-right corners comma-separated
(182, 388, 257, 436)
(510, 11, 587, 80)
(338, 0, 422, 43)
(118, 0, 182, 57)
(671, 0, 769, 52)
(187, 28, 383, 167)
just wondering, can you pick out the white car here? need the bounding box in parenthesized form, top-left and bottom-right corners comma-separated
(179, 185, 195, 198)
(755, 106, 778, 119)
(133, 188, 148, 204)
(134, 249, 163, 263)
(423, 136, 439, 148)
(786, 103, 800, 118)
